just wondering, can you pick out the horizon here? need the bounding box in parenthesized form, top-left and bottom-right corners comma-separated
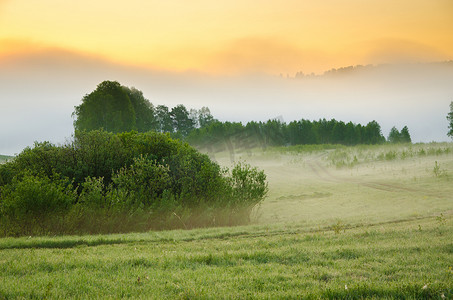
(1, 1, 453, 154)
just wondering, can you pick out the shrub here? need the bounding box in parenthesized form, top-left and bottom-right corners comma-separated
(227, 162, 268, 222)
(0, 172, 76, 236)
(0, 130, 268, 236)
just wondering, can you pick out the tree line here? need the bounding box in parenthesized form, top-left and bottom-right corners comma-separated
(73, 81, 214, 138)
(187, 119, 389, 152)
(73, 81, 413, 151)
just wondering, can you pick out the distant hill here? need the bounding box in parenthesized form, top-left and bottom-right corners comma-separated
(294, 60, 453, 79)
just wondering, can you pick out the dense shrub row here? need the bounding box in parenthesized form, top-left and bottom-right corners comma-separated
(0, 130, 268, 237)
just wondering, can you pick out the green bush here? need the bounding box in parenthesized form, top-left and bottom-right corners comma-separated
(0, 172, 76, 236)
(229, 162, 268, 208)
(0, 130, 268, 236)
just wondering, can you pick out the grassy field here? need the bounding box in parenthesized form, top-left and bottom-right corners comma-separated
(1, 143, 452, 298)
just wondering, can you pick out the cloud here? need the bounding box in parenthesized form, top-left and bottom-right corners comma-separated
(203, 37, 333, 75)
(363, 38, 449, 64)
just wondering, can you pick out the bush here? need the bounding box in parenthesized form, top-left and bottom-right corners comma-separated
(0, 172, 76, 236)
(229, 162, 268, 209)
(0, 130, 268, 236)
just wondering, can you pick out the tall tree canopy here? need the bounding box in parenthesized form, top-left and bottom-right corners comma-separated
(73, 81, 137, 133)
(155, 105, 174, 133)
(171, 104, 195, 137)
(124, 86, 157, 132)
(72, 80, 214, 136)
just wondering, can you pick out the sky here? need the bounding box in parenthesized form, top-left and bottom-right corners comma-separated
(1, 0, 453, 154)
(2, 0, 453, 74)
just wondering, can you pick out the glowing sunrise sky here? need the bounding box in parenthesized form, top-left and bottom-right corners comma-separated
(1, 0, 453, 155)
(1, 0, 452, 74)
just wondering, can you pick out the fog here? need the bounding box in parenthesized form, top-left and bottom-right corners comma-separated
(1, 50, 452, 155)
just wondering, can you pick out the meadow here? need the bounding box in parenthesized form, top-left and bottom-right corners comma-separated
(1, 143, 452, 298)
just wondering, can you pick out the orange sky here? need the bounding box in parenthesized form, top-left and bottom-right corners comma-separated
(1, 0, 453, 74)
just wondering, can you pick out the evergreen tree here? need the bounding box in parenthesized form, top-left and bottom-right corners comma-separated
(388, 126, 401, 143)
(400, 126, 411, 143)
(364, 121, 385, 144)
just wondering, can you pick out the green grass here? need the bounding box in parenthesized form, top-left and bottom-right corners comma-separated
(1, 143, 453, 298)
(0, 217, 452, 298)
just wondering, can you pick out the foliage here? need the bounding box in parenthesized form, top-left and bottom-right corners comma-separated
(448, 101, 453, 138)
(187, 118, 387, 155)
(73, 81, 136, 133)
(0, 172, 76, 235)
(330, 220, 347, 234)
(0, 130, 268, 236)
(72, 80, 215, 137)
(388, 125, 412, 143)
(155, 104, 174, 133)
(0, 155, 12, 164)
(170, 104, 195, 137)
(124, 86, 157, 132)
(72, 81, 389, 151)
(400, 126, 412, 143)
(433, 161, 448, 178)
(388, 126, 401, 143)
(228, 162, 268, 211)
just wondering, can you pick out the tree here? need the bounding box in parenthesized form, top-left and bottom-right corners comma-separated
(344, 122, 358, 145)
(171, 104, 195, 137)
(331, 121, 346, 144)
(73, 81, 136, 133)
(400, 126, 411, 143)
(388, 126, 401, 143)
(388, 126, 411, 144)
(448, 101, 453, 139)
(155, 105, 173, 133)
(124, 87, 157, 132)
(197, 106, 216, 128)
(364, 121, 385, 144)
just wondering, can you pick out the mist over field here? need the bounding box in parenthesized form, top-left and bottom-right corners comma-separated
(2, 1, 453, 297)
(0, 50, 452, 155)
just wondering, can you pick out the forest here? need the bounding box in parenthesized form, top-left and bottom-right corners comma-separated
(73, 81, 411, 151)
